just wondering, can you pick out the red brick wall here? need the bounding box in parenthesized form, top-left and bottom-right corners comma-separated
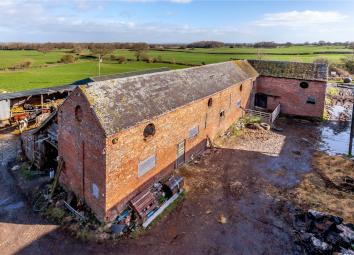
(58, 88, 107, 221)
(255, 76, 326, 117)
(104, 78, 255, 220)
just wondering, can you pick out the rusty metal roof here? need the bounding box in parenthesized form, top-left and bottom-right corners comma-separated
(80, 60, 258, 136)
(248, 60, 328, 81)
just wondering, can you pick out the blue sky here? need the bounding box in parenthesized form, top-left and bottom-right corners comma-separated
(1, 0, 354, 43)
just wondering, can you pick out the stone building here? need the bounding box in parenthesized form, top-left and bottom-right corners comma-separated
(57, 60, 327, 222)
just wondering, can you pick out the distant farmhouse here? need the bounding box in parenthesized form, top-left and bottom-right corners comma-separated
(53, 60, 327, 222)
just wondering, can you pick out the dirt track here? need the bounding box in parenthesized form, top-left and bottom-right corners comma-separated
(0, 119, 339, 255)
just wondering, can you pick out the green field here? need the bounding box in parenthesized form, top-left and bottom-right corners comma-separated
(0, 46, 352, 92)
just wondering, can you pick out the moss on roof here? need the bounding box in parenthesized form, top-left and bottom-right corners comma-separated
(248, 60, 328, 81)
(81, 61, 258, 136)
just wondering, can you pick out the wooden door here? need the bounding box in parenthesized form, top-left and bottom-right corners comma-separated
(176, 140, 185, 168)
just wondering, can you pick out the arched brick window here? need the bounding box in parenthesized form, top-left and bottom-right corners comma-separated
(300, 81, 309, 89)
(207, 98, 213, 107)
(144, 123, 156, 138)
(75, 105, 83, 122)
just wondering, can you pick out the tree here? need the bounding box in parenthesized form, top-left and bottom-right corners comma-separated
(132, 43, 149, 61)
(313, 58, 329, 65)
(60, 54, 77, 64)
(341, 56, 354, 74)
(88, 43, 115, 58)
(117, 56, 127, 64)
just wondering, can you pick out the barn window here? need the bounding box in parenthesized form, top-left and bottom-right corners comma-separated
(300, 81, 309, 89)
(219, 110, 225, 118)
(189, 126, 199, 139)
(92, 183, 99, 199)
(236, 99, 241, 108)
(75, 105, 83, 122)
(143, 123, 156, 138)
(207, 98, 213, 107)
(138, 154, 156, 177)
(306, 96, 316, 104)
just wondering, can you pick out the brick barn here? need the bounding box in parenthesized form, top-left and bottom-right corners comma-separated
(57, 60, 327, 222)
(249, 60, 328, 117)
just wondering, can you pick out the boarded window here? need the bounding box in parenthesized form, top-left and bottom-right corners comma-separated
(92, 183, 99, 199)
(189, 126, 199, 138)
(138, 154, 156, 177)
(236, 99, 241, 108)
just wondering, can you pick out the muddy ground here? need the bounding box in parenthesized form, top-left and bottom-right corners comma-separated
(0, 119, 351, 255)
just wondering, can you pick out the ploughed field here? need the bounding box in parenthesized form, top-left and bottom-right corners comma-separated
(0, 45, 352, 92)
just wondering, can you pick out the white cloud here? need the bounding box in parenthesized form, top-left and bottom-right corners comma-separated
(0, 2, 353, 43)
(255, 10, 348, 27)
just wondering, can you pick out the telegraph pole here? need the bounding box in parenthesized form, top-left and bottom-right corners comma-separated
(349, 102, 354, 155)
(98, 54, 102, 77)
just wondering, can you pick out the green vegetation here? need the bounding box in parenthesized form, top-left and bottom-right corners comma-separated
(0, 45, 353, 92)
(44, 206, 67, 222)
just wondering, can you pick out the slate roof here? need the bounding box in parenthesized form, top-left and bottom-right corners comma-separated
(81, 60, 258, 136)
(248, 60, 328, 81)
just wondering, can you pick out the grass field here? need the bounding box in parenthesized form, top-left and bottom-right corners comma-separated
(0, 45, 352, 92)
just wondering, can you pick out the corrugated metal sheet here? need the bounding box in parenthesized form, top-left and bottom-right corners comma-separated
(0, 99, 10, 120)
(0, 84, 76, 101)
(81, 60, 258, 136)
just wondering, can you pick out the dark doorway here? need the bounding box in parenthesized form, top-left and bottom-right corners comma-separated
(255, 93, 268, 108)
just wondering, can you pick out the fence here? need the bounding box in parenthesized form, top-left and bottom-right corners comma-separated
(244, 104, 281, 125)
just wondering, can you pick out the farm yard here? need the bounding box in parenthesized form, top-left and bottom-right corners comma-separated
(0, 44, 353, 92)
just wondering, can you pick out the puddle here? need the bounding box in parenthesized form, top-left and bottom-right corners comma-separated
(317, 121, 350, 155)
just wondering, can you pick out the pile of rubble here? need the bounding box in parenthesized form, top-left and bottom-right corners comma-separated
(294, 209, 354, 254)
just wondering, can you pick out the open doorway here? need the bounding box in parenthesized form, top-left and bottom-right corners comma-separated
(255, 93, 268, 108)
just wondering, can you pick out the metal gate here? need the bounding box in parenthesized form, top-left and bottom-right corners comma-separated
(176, 140, 185, 168)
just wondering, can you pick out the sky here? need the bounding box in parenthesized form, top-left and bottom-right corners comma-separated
(1, 0, 354, 43)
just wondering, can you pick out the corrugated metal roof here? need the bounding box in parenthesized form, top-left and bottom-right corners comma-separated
(248, 60, 328, 81)
(0, 84, 76, 101)
(81, 60, 258, 136)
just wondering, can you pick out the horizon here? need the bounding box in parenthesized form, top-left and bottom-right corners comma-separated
(1, 0, 354, 43)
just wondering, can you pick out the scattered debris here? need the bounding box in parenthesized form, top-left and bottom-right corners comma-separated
(294, 209, 354, 254)
(218, 214, 227, 224)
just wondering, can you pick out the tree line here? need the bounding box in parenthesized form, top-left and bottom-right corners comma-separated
(1, 41, 354, 51)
